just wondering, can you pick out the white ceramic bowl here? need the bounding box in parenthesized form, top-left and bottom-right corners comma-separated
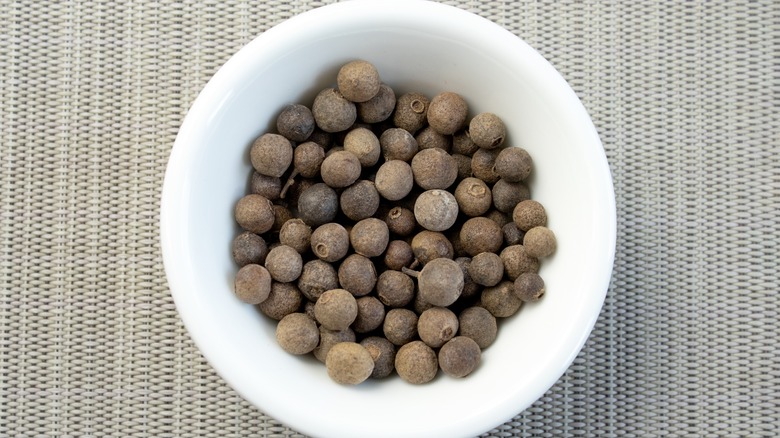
(161, 1, 616, 437)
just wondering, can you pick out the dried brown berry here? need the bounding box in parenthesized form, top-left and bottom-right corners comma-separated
(310, 223, 350, 262)
(455, 257, 481, 299)
(250, 133, 293, 178)
(409, 258, 464, 307)
(292, 141, 325, 178)
(377, 270, 415, 308)
(357, 83, 396, 123)
(321, 150, 362, 188)
(467, 252, 504, 287)
(438, 336, 481, 378)
(458, 306, 497, 349)
(337, 60, 381, 103)
(307, 128, 333, 149)
(312, 88, 356, 133)
(384, 206, 416, 237)
(264, 245, 303, 283)
(492, 179, 530, 213)
(297, 183, 338, 226)
(452, 153, 472, 181)
(411, 148, 458, 190)
(235, 194, 275, 234)
(459, 217, 503, 256)
(340, 180, 380, 221)
(360, 336, 396, 379)
(338, 254, 377, 297)
(250, 172, 282, 200)
(353, 296, 386, 333)
(375, 160, 414, 201)
(514, 272, 545, 302)
(313, 326, 356, 363)
(454, 177, 492, 217)
(469, 113, 506, 149)
(234, 264, 272, 304)
(502, 222, 525, 246)
(481, 281, 522, 318)
(380, 128, 418, 162)
(350, 218, 390, 258)
(383, 308, 419, 346)
(415, 126, 452, 152)
(414, 189, 459, 232)
(523, 226, 557, 258)
(512, 200, 547, 231)
(395, 341, 438, 384)
(494, 147, 532, 182)
(411, 231, 454, 265)
(470, 148, 502, 184)
(500, 244, 540, 280)
(417, 307, 459, 348)
(485, 209, 511, 229)
(279, 218, 311, 254)
(452, 130, 479, 156)
(298, 259, 338, 301)
(326, 342, 374, 385)
(344, 127, 381, 167)
(277, 104, 315, 142)
(427, 92, 468, 135)
(259, 282, 303, 321)
(384, 240, 414, 271)
(393, 92, 429, 134)
(232, 231, 268, 266)
(314, 288, 358, 331)
(276, 313, 319, 355)
(272, 204, 294, 232)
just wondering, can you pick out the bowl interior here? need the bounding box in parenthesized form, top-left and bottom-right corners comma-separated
(161, 2, 615, 438)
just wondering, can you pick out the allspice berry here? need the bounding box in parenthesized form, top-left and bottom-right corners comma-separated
(298, 259, 338, 301)
(468, 252, 504, 287)
(259, 282, 303, 321)
(357, 83, 396, 123)
(277, 104, 315, 142)
(360, 336, 396, 379)
(232, 231, 268, 266)
(375, 160, 414, 201)
(469, 112, 506, 149)
(384, 240, 414, 271)
(313, 326, 356, 363)
(338, 254, 377, 297)
(340, 180, 380, 221)
(411, 231, 454, 265)
(455, 257, 481, 299)
(514, 272, 546, 302)
(452, 153, 473, 181)
(380, 128, 418, 162)
(350, 218, 389, 257)
(481, 281, 523, 318)
(411, 148, 458, 190)
(312, 88, 357, 133)
(417, 307, 459, 348)
(471, 148, 502, 184)
(235, 194, 275, 234)
(292, 141, 325, 178)
(495, 147, 532, 182)
(459, 217, 503, 256)
(458, 306, 497, 349)
(307, 128, 333, 149)
(383, 308, 419, 346)
(279, 218, 311, 254)
(234, 264, 271, 304)
(512, 200, 547, 231)
(485, 209, 512, 229)
(438, 336, 481, 378)
(276, 313, 319, 355)
(337, 60, 381, 103)
(384, 206, 416, 236)
(250, 172, 282, 200)
(310, 223, 350, 262)
(500, 244, 540, 280)
(411, 258, 464, 307)
(321, 150, 362, 188)
(326, 342, 374, 385)
(523, 226, 557, 258)
(343, 127, 381, 167)
(395, 341, 438, 384)
(414, 189, 459, 232)
(250, 133, 293, 178)
(452, 130, 479, 156)
(264, 245, 303, 283)
(492, 179, 530, 213)
(377, 270, 415, 308)
(415, 126, 452, 152)
(314, 289, 358, 331)
(503, 222, 525, 246)
(393, 92, 429, 134)
(297, 183, 338, 226)
(427, 92, 468, 135)
(353, 296, 386, 333)
(454, 177, 492, 217)
(271, 204, 294, 232)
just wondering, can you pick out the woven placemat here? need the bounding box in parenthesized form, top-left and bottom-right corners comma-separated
(1, 1, 778, 436)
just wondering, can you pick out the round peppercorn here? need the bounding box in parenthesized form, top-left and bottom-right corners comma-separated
(313, 326, 356, 363)
(375, 160, 414, 201)
(454, 177, 492, 217)
(298, 259, 338, 301)
(411, 231, 454, 265)
(455, 257, 481, 299)
(427, 92, 468, 135)
(279, 218, 311, 254)
(360, 336, 396, 379)
(414, 189, 459, 232)
(235, 194, 275, 234)
(337, 60, 381, 103)
(250, 172, 282, 200)
(469, 112, 506, 149)
(492, 179, 530, 213)
(485, 209, 511, 229)
(468, 252, 504, 287)
(350, 218, 390, 258)
(500, 244, 540, 280)
(384, 240, 414, 271)
(312, 88, 356, 133)
(412, 258, 464, 307)
(458, 306, 497, 349)
(495, 147, 532, 182)
(384, 206, 416, 237)
(357, 83, 396, 123)
(315, 289, 358, 331)
(395, 341, 438, 384)
(340, 180, 380, 221)
(438, 336, 481, 378)
(321, 150, 362, 188)
(259, 282, 303, 321)
(417, 307, 459, 348)
(272, 204, 294, 232)
(512, 200, 547, 231)
(380, 128, 418, 162)
(234, 264, 272, 304)
(415, 126, 452, 152)
(376, 270, 415, 308)
(293, 141, 325, 178)
(393, 92, 429, 134)
(411, 148, 458, 190)
(232, 231, 268, 266)
(303, 300, 316, 321)
(264, 245, 302, 283)
(250, 133, 293, 178)
(471, 148, 502, 184)
(383, 308, 419, 346)
(275, 313, 319, 355)
(452, 130, 479, 156)
(297, 183, 338, 226)
(353, 296, 386, 333)
(459, 217, 503, 256)
(326, 342, 375, 385)
(310, 223, 349, 263)
(338, 254, 377, 297)
(343, 127, 381, 167)
(307, 128, 332, 149)
(514, 272, 546, 302)
(523, 226, 557, 258)
(277, 104, 315, 142)
(285, 177, 316, 207)
(481, 281, 522, 318)
(452, 153, 472, 181)
(502, 222, 526, 246)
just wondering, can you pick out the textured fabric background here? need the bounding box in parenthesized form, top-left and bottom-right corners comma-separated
(1, 1, 778, 437)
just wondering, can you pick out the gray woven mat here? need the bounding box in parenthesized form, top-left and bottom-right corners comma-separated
(2, 1, 778, 436)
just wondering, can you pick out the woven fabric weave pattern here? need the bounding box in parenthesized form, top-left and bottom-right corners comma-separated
(1, 1, 778, 437)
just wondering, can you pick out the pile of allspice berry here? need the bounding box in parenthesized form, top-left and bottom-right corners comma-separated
(231, 60, 556, 385)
